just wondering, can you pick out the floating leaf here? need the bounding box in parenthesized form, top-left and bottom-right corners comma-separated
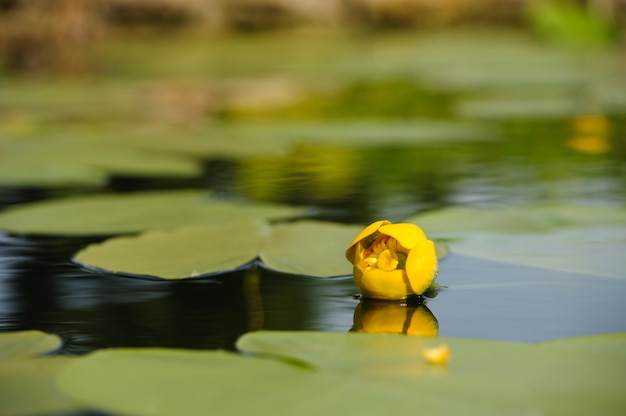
(73, 219, 450, 280)
(526, 0, 617, 48)
(215, 120, 493, 147)
(260, 220, 449, 278)
(0, 331, 82, 416)
(0, 137, 202, 188)
(259, 221, 363, 277)
(0, 190, 304, 236)
(0, 357, 82, 416)
(543, 333, 626, 360)
(0, 330, 62, 360)
(73, 220, 358, 280)
(74, 221, 269, 279)
(237, 331, 626, 415)
(55, 347, 433, 416)
(408, 205, 626, 233)
(116, 128, 291, 158)
(54, 331, 626, 416)
(406, 205, 626, 278)
(456, 95, 576, 119)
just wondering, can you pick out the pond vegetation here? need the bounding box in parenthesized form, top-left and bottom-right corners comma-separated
(1, 1, 626, 415)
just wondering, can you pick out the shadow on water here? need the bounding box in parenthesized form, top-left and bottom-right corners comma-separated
(2, 232, 626, 353)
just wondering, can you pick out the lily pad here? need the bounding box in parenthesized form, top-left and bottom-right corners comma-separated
(0, 137, 202, 187)
(237, 331, 626, 415)
(0, 330, 62, 360)
(0, 357, 82, 416)
(260, 220, 449, 277)
(73, 219, 355, 280)
(0, 330, 82, 416)
(259, 221, 364, 277)
(456, 95, 577, 119)
(215, 120, 493, 147)
(0, 190, 304, 236)
(55, 347, 434, 416)
(543, 333, 626, 360)
(54, 332, 626, 416)
(73, 219, 450, 280)
(405, 205, 626, 278)
(74, 221, 269, 280)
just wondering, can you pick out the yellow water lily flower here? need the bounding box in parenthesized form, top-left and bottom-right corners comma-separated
(346, 220, 438, 300)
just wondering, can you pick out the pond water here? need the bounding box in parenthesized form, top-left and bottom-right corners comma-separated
(1, 119, 625, 353)
(1, 29, 625, 354)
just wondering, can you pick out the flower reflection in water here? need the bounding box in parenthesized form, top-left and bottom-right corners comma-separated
(350, 298, 438, 336)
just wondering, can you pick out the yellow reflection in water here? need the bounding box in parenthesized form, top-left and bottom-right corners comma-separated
(567, 114, 611, 155)
(350, 299, 438, 336)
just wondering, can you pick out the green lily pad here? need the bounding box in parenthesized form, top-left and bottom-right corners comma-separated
(54, 332, 626, 416)
(73, 220, 353, 280)
(55, 347, 436, 416)
(526, 0, 617, 47)
(0, 331, 82, 416)
(0, 137, 202, 187)
(407, 205, 626, 233)
(73, 219, 353, 280)
(74, 221, 269, 279)
(456, 95, 577, 119)
(259, 220, 449, 277)
(405, 205, 626, 278)
(116, 128, 292, 158)
(215, 120, 493, 147)
(543, 333, 626, 360)
(0, 357, 82, 416)
(0, 330, 62, 360)
(0, 190, 304, 236)
(73, 219, 450, 280)
(259, 221, 363, 277)
(237, 331, 626, 415)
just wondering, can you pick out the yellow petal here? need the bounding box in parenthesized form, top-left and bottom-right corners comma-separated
(422, 344, 451, 365)
(405, 239, 438, 295)
(354, 266, 412, 300)
(377, 249, 399, 271)
(345, 220, 391, 263)
(378, 223, 427, 250)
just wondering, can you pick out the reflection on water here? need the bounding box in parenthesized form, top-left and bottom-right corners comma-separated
(228, 118, 625, 223)
(351, 299, 438, 336)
